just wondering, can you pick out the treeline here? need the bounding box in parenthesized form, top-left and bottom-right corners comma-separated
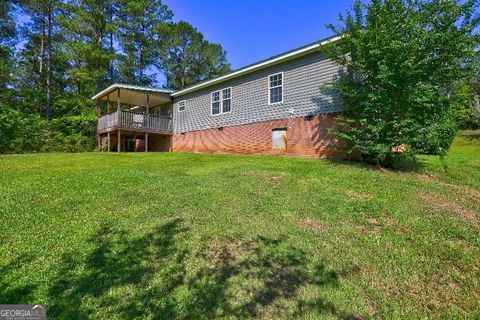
(0, 0, 231, 153)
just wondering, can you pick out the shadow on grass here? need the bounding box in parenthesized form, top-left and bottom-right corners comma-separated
(0, 254, 37, 303)
(44, 218, 358, 319)
(458, 130, 480, 141)
(323, 156, 426, 173)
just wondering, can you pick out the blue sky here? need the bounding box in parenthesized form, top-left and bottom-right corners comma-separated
(163, 0, 356, 70)
(12, 1, 357, 85)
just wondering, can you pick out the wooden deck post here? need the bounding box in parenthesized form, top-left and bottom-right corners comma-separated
(145, 133, 148, 152)
(146, 94, 150, 115)
(134, 134, 137, 152)
(146, 94, 150, 131)
(117, 130, 121, 152)
(117, 88, 120, 111)
(107, 132, 110, 152)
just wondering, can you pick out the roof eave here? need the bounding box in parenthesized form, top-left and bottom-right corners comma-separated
(91, 83, 175, 100)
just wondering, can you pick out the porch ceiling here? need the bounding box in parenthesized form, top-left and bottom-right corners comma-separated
(92, 83, 174, 107)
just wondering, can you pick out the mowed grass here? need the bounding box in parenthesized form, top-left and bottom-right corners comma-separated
(0, 132, 479, 319)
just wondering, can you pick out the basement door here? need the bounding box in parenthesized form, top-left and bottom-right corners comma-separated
(272, 128, 287, 151)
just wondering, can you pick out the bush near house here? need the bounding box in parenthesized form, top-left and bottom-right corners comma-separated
(324, 0, 478, 165)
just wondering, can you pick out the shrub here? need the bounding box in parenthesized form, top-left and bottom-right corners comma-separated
(410, 116, 458, 155)
(0, 103, 23, 153)
(324, 0, 477, 166)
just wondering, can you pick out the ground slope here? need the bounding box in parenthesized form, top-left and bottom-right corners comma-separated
(0, 132, 479, 319)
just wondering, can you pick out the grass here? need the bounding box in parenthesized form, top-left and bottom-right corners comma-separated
(0, 131, 479, 319)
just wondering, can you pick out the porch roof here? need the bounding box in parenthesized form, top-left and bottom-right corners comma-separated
(91, 83, 174, 107)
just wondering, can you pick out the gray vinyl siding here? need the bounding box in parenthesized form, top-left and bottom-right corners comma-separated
(172, 51, 343, 133)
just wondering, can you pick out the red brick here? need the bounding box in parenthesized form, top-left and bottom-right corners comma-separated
(172, 114, 345, 158)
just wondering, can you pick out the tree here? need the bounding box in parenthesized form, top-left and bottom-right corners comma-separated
(0, 1, 16, 100)
(58, 0, 117, 99)
(157, 21, 231, 90)
(117, 0, 173, 86)
(1, 0, 233, 153)
(13, 0, 58, 120)
(324, 0, 478, 166)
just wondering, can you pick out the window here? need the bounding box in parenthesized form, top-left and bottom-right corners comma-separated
(212, 88, 232, 115)
(211, 91, 220, 115)
(269, 72, 283, 104)
(222, 88, 231, 113)
(178, 100, 186, 112)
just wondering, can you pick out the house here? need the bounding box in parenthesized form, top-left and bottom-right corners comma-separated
(92, 35, 344, 157)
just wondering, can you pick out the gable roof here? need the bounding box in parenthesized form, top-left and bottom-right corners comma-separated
(171, 35, 341, 97)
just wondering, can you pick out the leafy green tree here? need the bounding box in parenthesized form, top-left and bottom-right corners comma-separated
(452, 80, 480, 129)
(325, 0, 478, 166)
(157, 21, 231, 90)
(117, 0, 172, 86)
(0, 103, 22, 153)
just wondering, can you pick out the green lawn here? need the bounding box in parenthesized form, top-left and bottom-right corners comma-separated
(0, 132, 479, 319)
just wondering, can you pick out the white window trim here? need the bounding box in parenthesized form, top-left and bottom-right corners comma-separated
(268, 72, 284, 105)
(178, 100, 186, 112)
(211, 90, 221, 116)
(211, 87, 232, 116)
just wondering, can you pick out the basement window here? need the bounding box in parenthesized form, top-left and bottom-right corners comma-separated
(178, 100, 186, 112)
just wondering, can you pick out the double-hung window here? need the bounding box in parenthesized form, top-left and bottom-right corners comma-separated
(269, 72, 283, 104)
(212, 88, 232, 115)
(178, 100, 186, 112)
(211, 91, 221, 115)
(222, 88, 231, 113)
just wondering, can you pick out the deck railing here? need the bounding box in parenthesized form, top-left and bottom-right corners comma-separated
(97, 110, 173, 133)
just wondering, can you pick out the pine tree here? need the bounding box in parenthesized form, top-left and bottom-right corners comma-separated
(12, 0, 60, 120)
(58, 0, 117, 99)
(117, 0, 172, 86)
(157, 21, 231, 90)
(0, 1, 16, 99)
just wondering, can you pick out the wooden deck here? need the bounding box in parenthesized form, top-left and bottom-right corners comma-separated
(97, 110, 173, 134)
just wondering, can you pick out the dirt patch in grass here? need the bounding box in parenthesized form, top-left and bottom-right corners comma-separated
(417, 174, 480, 202)
(246, 170, 286, 185)
(384, 217, 406, 234)
(419, 191, 479, 229)
(207, 237, 256, 264)
(297, 217, 329, 233)
(346, 190, 374, 200)
(352, 217, 405, 236)
(355, 217, 383, 236)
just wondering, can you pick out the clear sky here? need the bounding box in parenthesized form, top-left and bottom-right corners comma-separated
(163, 0, 356, 70)
(12, 1, 358, 85)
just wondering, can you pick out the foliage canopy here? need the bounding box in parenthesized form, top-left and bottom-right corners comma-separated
(325, 0, 478, 166)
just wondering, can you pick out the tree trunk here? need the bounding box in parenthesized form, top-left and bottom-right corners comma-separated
(46, 0, 52, 121)
(95, 34, 103, 111)
(109, 11, 114, 81)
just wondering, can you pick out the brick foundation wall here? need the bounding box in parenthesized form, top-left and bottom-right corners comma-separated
(172, 115, 345, 158)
